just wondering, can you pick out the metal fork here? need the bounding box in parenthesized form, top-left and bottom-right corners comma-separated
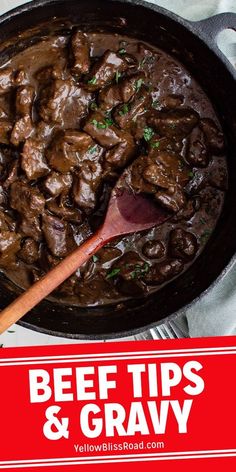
(135, 317, 189, 340)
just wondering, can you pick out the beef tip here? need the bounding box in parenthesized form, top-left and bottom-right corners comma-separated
(169, 228, 199, 261)
(148, 108, 199, 139)
(155, 184, 186, 213)
(129, 155, 157, 195)
(153, 151, 190, 187)
(208, 164, 228, 191)
(10, 181, 45, 216)
(3, 160, 19, 189)
(39, 79, 71, 123)
(73, 152, 103, 212)
(143, 161, 170, 189)
(57, 275, 78, 297)
(17, 238, 39, 264)
(21, 138, 50, 181)
(0, 68, 14, 95)
(104, 131, 136, 169)
(15, 85, 35, 116)
(87, 50, 128, 90)
(0, 120, 12, 144)
(96, 246, 122, 264)
(42, 213, 76, 257)
(0, 210, 15, 231)
(47, 131, 94, 172)
(172, 197, 201, 222)
(142, 240, 166, 259)
(162, 94, 184, 109)
(19, 215, 42, 241)
(200, 118, 224, 154)
(75, 274, 115, 304)
(108, 251, 147, 296)
(0, 231, 21, 267)
(14, 69, 29, 86)
(123, 53, 139, 74)
(144, 259, 184, 285)
(10, 115, 34, 147)
(114, 88, 151, 129)
(186, 126, 209, 168)
(83, 111, 121, 148)
(44, 172, 72, 197)
(71, 31, 91, 77)
(99, 73, 144, 111)
(46, 197, 82, 223)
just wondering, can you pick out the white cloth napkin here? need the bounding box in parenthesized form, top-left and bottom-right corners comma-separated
(0, 0, 235, 345)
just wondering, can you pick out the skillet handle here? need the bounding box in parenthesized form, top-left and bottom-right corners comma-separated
(193, 13, 236, 43)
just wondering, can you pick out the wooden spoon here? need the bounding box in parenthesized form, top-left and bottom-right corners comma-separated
(0, 171, 169, 334)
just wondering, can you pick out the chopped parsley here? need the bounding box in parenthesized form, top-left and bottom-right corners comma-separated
(135, 78, 144, 92)
(151, 141, 160, 149)
(130, 263, 150, 279)
(88, 76, 97, 85)
(139, 56, 154, 69)
(92, 255, 99, 263)
(119, 48, 126, 55)
(119, 104, 129, 116)
(199, 217, 207, 225)
(91, 119, 112, 129)
(115, 71, 121, 83)
(143, 126, 154, 142)
(89, 145, 98, 154)
(90, 102, 98, 111)
(200, 229, 212, 244)
(188, 171, 194, 178)
(106, 268, 121, 279)
(152, 99, 160, 109)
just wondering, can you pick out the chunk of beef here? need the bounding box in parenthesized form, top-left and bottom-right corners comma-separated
(44, 172, 72, 196)
(172, 197, 201, 222)
(104, 131, 136, 169)
(155, 184, 186, 213)
(187, 126, 209, 168)
(83, 111, 121, 148)
(3, 160, 19, 189)
(47, 131, 94, 172)
(99, 73, 144, 111)
(162, 94, 184, 109)
(42, 213, 76, 257)
(0, 210, 15, 231)
(35, 65, 63, 82)
(75, 274, 116, 304)
(19, 215, 42, 241)
(0, 120, 12, 144)
(96, 246, 122, 264)
(114, 88, 151, 129)
(73, 155, 103, 212)
(46, 197, 82, 223)
(14, 69, 29, 86)
(10, 181, 45, 216)
(39, 79, 91, 126)
(10, 115, 34, 146)
(15, 85, 35, 116)
(142, 240, 166, 259)
(144, 259, 184, 285)
(0, 68, 14, 95)
(71, 31, 91, 77)
(200, 118, 224, 154)
(152, 151, 190, 187)
(169, 228, 199, 260)
(148, 108, 199, 139)
(17, 238, 39, 264)
(87, 50, 128, 90)
(109, 251, 147, 296)
(0, 231, 21, 267)
(21, 138, 50, 181)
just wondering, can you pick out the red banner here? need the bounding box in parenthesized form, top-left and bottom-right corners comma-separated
(0, 336, 235, 471)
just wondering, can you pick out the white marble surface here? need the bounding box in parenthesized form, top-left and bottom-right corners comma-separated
(0, 0, 235, 346)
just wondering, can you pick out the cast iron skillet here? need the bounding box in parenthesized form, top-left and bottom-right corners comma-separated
(0, 0, 236, 339)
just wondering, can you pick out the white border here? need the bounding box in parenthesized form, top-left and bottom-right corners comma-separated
(0, 346, 235, 468)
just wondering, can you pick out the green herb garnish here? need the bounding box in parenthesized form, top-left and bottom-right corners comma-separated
(92, 255, 99, 263)
(119, 48, 126, 55)
(200, 229, 212, 244)
(90, 102, 98, 111)
(91, 119, 112, 129)
(89, 145, 98, 154)
(88, 76, 97, 85)
(188, 171, 194, 178)
(199, 217, 207, 225)
(131, 262, 150, 279)
(152, 99, 160, 109)
(143, 126, 154, 142)
(106, 268, 121, 279)
(151, 141, 160, 149)
(135, 78, 144, 92)
(119, 104, 129, 116)
(115, 71, 121, 83)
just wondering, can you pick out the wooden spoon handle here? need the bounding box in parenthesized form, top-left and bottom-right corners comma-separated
(0, 227, 108, 335)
